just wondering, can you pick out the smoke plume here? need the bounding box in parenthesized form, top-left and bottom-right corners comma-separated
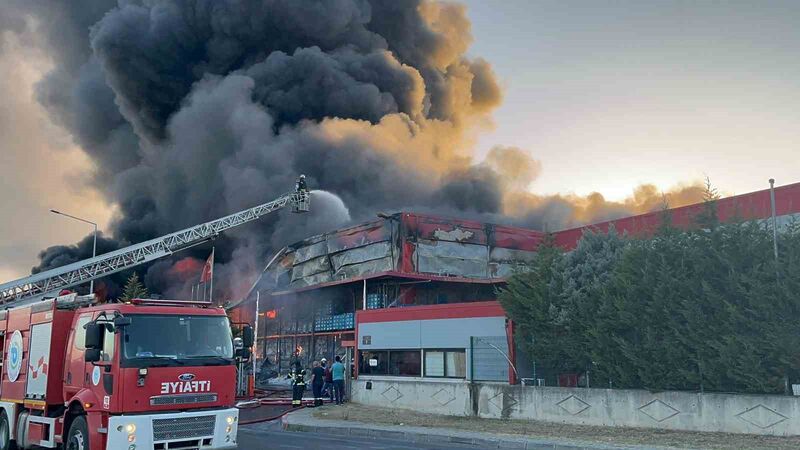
(2, 0, 703, 299)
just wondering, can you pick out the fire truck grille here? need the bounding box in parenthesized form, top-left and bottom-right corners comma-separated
(152, 415, 216, 441)
(150, 393, 218, 406)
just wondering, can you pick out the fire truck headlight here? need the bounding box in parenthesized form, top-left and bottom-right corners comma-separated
(128, 434, 136, 443)
(125, 424, 136, 434)
(226, 425, 232, 434)
(226, 416, 235, 425)
(138, 368, 148, 376)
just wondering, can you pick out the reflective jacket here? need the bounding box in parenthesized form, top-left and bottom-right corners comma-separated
(289, 368, 306, 386)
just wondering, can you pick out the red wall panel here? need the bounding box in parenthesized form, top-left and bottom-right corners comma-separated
(555, 181, 800, 250)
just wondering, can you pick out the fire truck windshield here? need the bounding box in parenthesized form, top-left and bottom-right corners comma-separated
(121, 314, 234, 367)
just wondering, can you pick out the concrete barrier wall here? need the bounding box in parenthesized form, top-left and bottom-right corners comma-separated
(352, 377, 800, 436)
(351, 377, 473, 417)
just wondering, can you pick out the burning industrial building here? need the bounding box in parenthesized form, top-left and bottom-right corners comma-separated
(230, 182, 800, 382)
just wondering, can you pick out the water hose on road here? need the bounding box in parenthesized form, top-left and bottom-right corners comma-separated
(238, 405, 304, 425)
(236, 387, 331, 425)
(236, 397, 328, 408)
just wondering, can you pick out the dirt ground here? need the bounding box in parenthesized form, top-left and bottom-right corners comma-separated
(312, 404, 800, 450)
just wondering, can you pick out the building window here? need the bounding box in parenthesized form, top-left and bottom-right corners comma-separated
(424, 350, 466, 378)
(389, 351, 421, 376)
(101, 324, 115, 362)
(73, 314, 92, 351)
(359, 350, 389, 375)
(359, 350, 421, 377)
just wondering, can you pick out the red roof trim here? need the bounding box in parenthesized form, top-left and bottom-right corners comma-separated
(356, 300, 506, 323)
(554, 181, 800, 249)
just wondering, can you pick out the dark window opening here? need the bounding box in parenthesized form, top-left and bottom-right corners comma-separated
(359, 350, 421, 377)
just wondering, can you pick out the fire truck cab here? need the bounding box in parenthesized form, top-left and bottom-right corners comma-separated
(0, 294, 242, 450)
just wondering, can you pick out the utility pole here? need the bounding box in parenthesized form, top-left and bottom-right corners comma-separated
(769, 179, 779, 262)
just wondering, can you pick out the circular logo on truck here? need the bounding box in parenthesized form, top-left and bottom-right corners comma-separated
(92, 366, 102, 386)
(7, 330, 23, 382)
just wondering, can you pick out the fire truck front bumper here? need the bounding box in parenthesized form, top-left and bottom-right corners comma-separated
(106, 407, 239, 449)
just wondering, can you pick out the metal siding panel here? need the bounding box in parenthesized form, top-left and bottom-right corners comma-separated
(491, 263, 529, 279)
(420, 317, 506, 349)
(412, 217, 488, 245)
(553, 182, 800, 250)
(289, 271, 334, 289)
(293, 240, 329, 264)
(357, 317, 505, 351)
(326, 222, 391, 254)
(333, 257, 394, 280)
(290, 256, 330, 281)
(416, 242, 487, 278)
(358, 321, 420, 350)
(471, 335, 510, 381)
(492, 226, 544, 251)
(489, 247, 538, 264)
(330, 241, 393, 270)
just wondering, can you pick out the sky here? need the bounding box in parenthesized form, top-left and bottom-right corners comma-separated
(1, 0, 799, 283)
(462, 0, 800, 200)
(0, 32, 114, 282)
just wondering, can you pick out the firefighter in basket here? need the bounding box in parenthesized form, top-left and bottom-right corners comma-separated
(296, 174, 308, 193)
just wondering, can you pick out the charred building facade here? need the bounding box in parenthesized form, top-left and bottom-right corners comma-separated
(232, 212, 543, 381)
(231, 181, 800, 384)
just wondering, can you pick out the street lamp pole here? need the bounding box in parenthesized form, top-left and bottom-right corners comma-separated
(769, 179, 779, 262)
(49, 209, 98, 295)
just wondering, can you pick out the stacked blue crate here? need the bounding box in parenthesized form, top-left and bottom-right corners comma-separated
(366, 293, 386, 309)
(314, 312, 355, 331)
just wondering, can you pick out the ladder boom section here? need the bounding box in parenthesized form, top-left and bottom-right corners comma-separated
(0, 190, 308, 305)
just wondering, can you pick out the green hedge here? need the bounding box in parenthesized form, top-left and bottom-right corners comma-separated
(500, 210, 800, 394)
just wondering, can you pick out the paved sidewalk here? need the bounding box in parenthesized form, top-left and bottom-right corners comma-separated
(281, 407, 689, 450)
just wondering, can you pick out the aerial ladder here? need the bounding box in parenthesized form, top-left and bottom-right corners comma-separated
(0, 180, 310, 307)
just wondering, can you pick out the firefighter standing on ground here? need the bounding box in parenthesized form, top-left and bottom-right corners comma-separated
(311, 360, 325, 407)
(289, 361, 306, 406)
(321, 358, 334, 401)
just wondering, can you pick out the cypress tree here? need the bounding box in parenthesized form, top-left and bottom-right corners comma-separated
(501, 211, 800, 394)
(120, 272, 148, 302)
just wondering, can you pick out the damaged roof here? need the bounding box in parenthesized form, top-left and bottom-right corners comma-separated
(249, 212, 545, 298)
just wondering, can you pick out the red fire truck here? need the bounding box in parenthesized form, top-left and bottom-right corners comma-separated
(0, 293, 251, 450)
(0, 183, 310, 449)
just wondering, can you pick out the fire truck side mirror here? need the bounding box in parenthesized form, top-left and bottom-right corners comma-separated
(85, 348, 102, 363)
(84, 322, 103, 349)
(113, 316, 132, 328)
(242, 326, 254, 348)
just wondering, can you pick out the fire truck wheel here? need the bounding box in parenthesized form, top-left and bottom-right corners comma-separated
(66, 416, 89, 450)
(0, 411, 15, 450)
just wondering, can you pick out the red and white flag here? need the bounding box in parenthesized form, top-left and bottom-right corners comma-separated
(200, 248, 214, 284)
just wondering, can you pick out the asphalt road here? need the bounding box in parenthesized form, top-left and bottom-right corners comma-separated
(238, 421, 481, 450)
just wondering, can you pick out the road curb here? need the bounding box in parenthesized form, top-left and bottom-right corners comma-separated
(280, 413, 660, 450)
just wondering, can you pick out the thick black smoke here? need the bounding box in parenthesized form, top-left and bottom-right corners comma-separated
(2, 0, 702, 299)
(2, 0, 513, 299)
